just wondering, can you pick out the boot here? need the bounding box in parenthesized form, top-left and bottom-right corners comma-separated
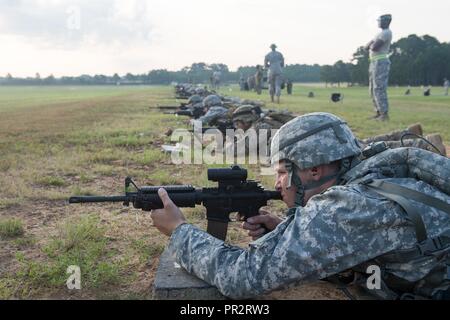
(376, 113, 390, 121)
(426, 134, 447, 156)
(368, 111, 380, 120)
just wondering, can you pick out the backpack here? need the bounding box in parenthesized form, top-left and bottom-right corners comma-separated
(335, 147, 450, 300)
(264, 110, 295, 127)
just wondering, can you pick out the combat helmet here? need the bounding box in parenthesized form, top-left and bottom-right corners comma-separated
(270, 112, 361, 206)
(202, 95, 223, 108)
(187, 94, 202, 105)
(232, 105, 261, 123)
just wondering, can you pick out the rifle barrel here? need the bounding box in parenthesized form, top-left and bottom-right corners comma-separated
(69, 196, 129, 203)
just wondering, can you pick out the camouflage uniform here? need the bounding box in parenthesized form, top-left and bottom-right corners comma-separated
(369, 59, 391, 115)
(368, 20, 392, 116)
(198, 107, 229, 126)
(168, 113, 450, 299)
(198, 95, 228, 126)
(247, 76, 256, 91)
(255, 67, 264, 95)
(239, 75, 246, 91)
(286, 80, 293, 95)
(226, 106, 291, 158)
(212, 71, 222, 90)
(265, 44, 284, 98)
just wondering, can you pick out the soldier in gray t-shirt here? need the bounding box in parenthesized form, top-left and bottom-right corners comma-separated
(365, 14, 393, 121)
(444, 78, 449, 96)
(264, 44, 285, 104)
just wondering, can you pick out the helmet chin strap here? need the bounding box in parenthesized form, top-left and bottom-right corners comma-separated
(285, 161, 307, 207)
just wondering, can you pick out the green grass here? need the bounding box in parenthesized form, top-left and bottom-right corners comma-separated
(36, 176, 66, 187)
(0, 84, 448, 299)
(0, 218, 24, 239)
(0, 86, 143, 113)
(134, 149, 166, 165)
(130, 238, 165, 264)
(14, 215, 124, 293)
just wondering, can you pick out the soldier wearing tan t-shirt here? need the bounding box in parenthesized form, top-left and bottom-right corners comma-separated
(264, 44, 285, 104)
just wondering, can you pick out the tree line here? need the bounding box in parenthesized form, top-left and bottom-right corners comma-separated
(1, 34, 448, 87)
(0, 63, 322, 86)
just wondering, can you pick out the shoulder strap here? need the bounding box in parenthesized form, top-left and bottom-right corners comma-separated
(363, 179, 450, 243)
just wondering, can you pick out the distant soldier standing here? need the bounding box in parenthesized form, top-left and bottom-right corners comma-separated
(212, 71, 222, 90)
(444, 78, 449, 96)
(255, 65, 264, 95)
(239, 74, 246, 91)
(247, 75, 256, 91)
(264, 44, 285, 104)
(286, 79, 293, 95)
(366, 14, 393, 121)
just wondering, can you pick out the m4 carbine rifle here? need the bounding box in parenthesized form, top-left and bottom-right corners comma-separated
(163, 107, 205, 119)
(189, 119, 234, 136)
(69, 166, 281, 240)
(156, 103, 188, 110)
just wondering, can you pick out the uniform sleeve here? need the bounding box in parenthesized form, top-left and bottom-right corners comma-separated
(198, 107, 225, 125)
(167, 186, 413, 299)
(197, 112, 213, 125)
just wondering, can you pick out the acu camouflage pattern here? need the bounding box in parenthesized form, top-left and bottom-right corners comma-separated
(168, 146, 450, 299)
(270, 113, 361, 170)
(369, 59, 391, 115)
(197, 95, 227, 125)
(255, 67, 264, 95)
(232, 105, 261, 123)
(198, 106, 229, 125)
(187, 94, 203, 105)
(202, 95, 223, 108)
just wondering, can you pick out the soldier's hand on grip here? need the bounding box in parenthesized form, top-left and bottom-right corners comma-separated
(241, 209, 283, 240)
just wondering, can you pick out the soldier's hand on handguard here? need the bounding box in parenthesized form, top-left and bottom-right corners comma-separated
(240, 209, 283, 241)
(150, 188, 187, 237)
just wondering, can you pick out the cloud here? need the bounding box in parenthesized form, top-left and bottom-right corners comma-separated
(0, 0, 154, 49)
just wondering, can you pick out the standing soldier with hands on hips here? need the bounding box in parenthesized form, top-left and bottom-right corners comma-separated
(366, 14, 393, 121)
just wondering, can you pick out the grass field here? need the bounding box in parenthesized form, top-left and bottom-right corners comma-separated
(0, 84, 449, 299)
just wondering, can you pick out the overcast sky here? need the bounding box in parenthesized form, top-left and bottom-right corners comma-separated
(1, 0, 449, 77)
